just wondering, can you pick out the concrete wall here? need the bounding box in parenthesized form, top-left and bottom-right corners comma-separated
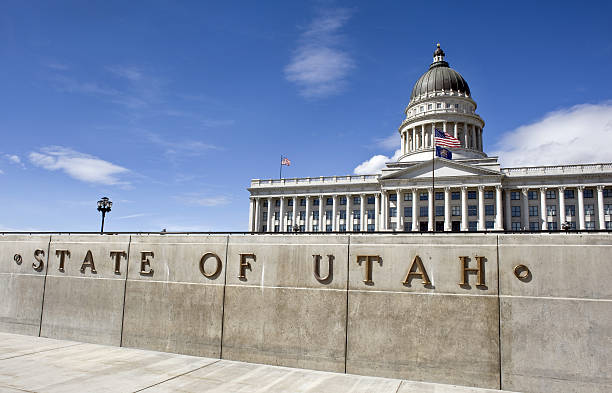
(0, 233, 610, 392)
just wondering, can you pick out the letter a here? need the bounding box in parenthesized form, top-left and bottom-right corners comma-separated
(80, 250, 97, 273)
(402, 255, 431, 286)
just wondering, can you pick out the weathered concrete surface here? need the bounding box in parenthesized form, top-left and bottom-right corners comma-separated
(122, 235, 228, 357)
(0, 235, 49, 336)
(222, 235, 349, 372)
(40, 234, 130, 346)
(346, 234, 500, 389)
(0, 332, 515, 393)
(499, 234, 612, 393)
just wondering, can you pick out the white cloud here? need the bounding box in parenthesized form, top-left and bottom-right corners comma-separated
(115, 213, 150, 220)
(107, 65, 143, 81)
(28, 146, 129, 185)
(285, 8, 354, 98)
(175, 194, 231, 207)
(492, 102, 612, 167)
(354, 149, 402, 175)
(4, 154, 25, 168)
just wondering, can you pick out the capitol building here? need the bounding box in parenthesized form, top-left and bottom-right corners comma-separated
(247, 45, 612, 233)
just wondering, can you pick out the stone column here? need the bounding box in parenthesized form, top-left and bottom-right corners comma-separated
(540, 188, 547, 230)
(360, 194, 366, 231)
(453, 122, 458, 139)
(495, 185, 503, 230)
(428, 187, 434, 231)
(375, 193, 380, 231)
(558, 187, 565, 228)
(461, 187, 468, 231)
(430, 122, 436, 147)
(401, 133, 405, 155)
(444, 187, 451, 231)
(332, 195, 338, 232)
(319, 195, 325, 232)
(267, 197, 273, 232)
(521, 188, 529, 230)
(443, 121, 448, 135)
(346, 194, 352, 232)
(412, 189, 418, 231)
(253, 197, 260, 232)
(305, 196, 311, 231)
(292, 196, 297, 231)
(504, 190, 512, 230)
(396, 189, 403, 231)
(478, 186, 485, 230)
(577, 186, 585, 230)
(248, 197, 254, 232)
(381, 190, 388, 231)
(464, 124, 469, 148)
(471, 127, 476, 149)
(412, 128, 416, 151)
(597, 185, 605, 230)
(421, 126, 425, 149)
(279, 197, 285, 232)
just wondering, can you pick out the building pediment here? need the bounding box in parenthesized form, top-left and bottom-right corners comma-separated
(380, 158, 501, 181)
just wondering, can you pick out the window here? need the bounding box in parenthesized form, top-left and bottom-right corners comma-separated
(389, 223, 396, 231)
(389, 207, 397, 217)
(274, 212, 279, 220)
(313, 211, 320, 220)
(606, 222, 612, 230)
(262, 225, 267, 232)
(452, 206, 461, 216)
(484, 191, 494, 199)
(435, 192, 444, 200)
(452, 192, 460, 200)
(436, 206, 444, 216)
(300, 198, 306, 206)
(420, 106, 424, 112)
(468, 205, 477, 216)
(404, 207, 412, 217)
(436, 103, 441, 109)
(326, 225, 332, 232)
(485, 205, 494, 216)
(299, 211, 306, 220)
(529, 206, 538, 217)
(354, 210, 361, 219)
(454, 104, 459, 108)
(546, 205, 556, 216)
(262, 212, 268, 220)
(274, 225, 279, 232)
(404, 193, 412, 201)
(367, 224, 375, 232)
(528, 191, 538, 200)
(529, 222, 539, 231)
(275, 199, 280, 206)
(446, 103, 451, 108)
(485, 221, 494, 229)
(389, 193, 397, 201)
(420, 207, 428, 217)
(511, 206, 521, 217)
(340, 197, 346, 205)
(367, 210, 375, 219)
(340, 210, 346, 219)
(468, 191, 477, 199)
(585, 221, 595, 230)
(339, 224, 346, 232)
(325, 211, 332, 219)
(511, 222, 521, 231)
(326, 198, 333, 205)
(404, 222, 412, 231)
(263, 200, 268, 207)
(367, 196, 375, 204)
(604, 189, 611, 198)
(585, 204, 594, 215)
(468, 221, 477, 231)
(288, 199, 293, 206)
(313, 224, 318, 232)
(566, 205, 575, 216)
(353, 196, 360, 205)
(313, 198, 319, 206)
(547, 222, 558, 230)
(564, 189, 574, 199)
(420, 192, 428, 201)
(353, 224, 361, 232)
(584, 189, 593, 198)
(428, 104, 432, 110)
(546, 190, 556, 199)
(511, 192, 520, 200)
(605, 204, 612, 215)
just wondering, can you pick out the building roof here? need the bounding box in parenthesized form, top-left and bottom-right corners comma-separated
(410, 44, 470, 101)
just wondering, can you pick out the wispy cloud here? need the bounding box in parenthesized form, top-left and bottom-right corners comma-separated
(175, 193, 231, 207)
(4, 154, 25, 168)
(354, 149, 401, 175)
(285, 8, 355, 98)
(139, 130, 221, 159)
(115, 213, 150, 220)
(492, 102, 612, 167)
(28, 146, 130, 185)
(107, 65, 143, 81)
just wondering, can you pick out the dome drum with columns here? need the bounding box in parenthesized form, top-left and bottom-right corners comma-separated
(247, 45, 612, 233)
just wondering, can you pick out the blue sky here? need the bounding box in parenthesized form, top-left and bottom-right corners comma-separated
(1, 1, 611, 232)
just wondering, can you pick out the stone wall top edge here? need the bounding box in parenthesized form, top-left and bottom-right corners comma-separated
(498, 233, 612, 245)
(129, 234, 228, 244)
(0, 234, 51, 242)
(49, 234, 131, 243)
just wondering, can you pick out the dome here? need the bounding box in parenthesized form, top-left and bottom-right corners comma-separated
(409, 44, 470, 101)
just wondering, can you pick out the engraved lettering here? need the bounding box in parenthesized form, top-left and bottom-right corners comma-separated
(80, 250, 97, 274)
(33, 249, 45, 272)
(458, 256, 485, 287)
(356, 255, 381, 285)
(55, 249, 70, 272)
(14, 254, 22, 265)
(313, 254, 334, 283)
(199, 252, 222, 278)
(110, 251, 126, 275)
(402, 255, 431, 286)
(140, 251, 154, 276)
(238, 253, 255, 280)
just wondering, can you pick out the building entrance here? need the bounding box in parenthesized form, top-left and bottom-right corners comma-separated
(435, 221, 444, 232)
(419, 222, 428, 231)
(452, 221, 461, 232)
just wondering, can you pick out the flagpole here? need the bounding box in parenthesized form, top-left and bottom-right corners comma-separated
(279, 155, 283, 179)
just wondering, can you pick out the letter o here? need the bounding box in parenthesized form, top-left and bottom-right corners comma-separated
(199, 253, 222, 278)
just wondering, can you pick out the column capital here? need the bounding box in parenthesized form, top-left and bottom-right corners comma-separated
(477, 185, 485, 191)
(577, 185, 585, 191)
(460, 186, 468, 191)
(444, 186, 451, 192)
(597, 185, 604, 191)
(360, 193, 366, 197)
(495, 184, 503, 190)
(427, 187, 433, 192)
(540, 187, 547, 192)
(558, 186, 566, 192)
(396, 188, 402, 194)
(521, 188, 529, 196)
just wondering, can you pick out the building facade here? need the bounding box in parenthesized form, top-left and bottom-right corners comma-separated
(247, 45, 612, 232)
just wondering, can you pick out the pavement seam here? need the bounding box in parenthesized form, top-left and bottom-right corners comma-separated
(394, 380, 404, 393)
(0, 342, 85, 361)
(131, 359, 221, 392)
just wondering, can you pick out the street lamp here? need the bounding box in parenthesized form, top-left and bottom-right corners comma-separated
(97, 197, 112, 233)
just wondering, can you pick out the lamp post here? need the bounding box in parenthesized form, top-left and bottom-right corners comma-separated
(97, 197, 112, 233)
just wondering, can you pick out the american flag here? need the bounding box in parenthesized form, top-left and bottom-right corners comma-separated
(281, 157, 291, 166)
(434, 129, 461, 148)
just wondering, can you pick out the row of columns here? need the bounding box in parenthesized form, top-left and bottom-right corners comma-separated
(400, 121, 483, 154)
(503, 185, 608, 230)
